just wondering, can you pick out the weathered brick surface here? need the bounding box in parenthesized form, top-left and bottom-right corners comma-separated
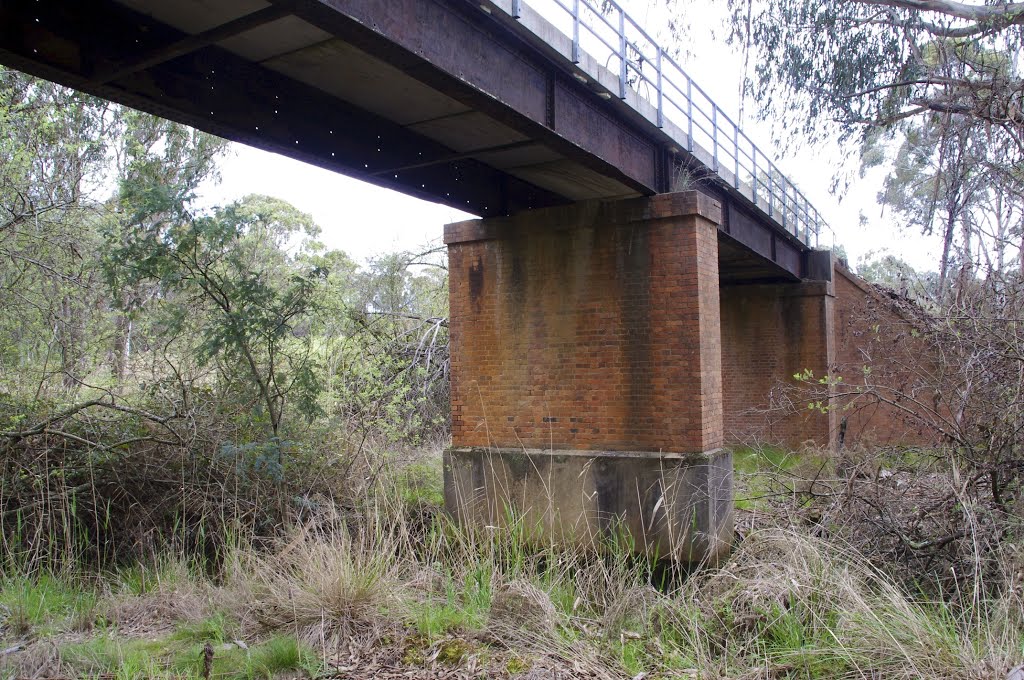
(832, 266, 941, 446)
(720, 262, 940, 449)
(720, 281, 836, 448)
(447, 192, 724, 453)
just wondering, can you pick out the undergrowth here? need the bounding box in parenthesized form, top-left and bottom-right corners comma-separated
(1, 447, 1022, 680)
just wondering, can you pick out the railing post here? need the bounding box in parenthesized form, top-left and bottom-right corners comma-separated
(752, 148, 758, 207)
(686, 77, 693, 152)
(571, 0, 579, 63)
(511, 0, 520, 18)
(656, 48, 663, 128)
(712, 106, 719, 172)
(767, 164, 774, 218)
(733, 122, 739, 189)
(618, 9, 627, 99)
(781, 179, 788, 233)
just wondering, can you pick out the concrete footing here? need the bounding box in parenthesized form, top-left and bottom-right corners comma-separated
(444, 447, 734, 566)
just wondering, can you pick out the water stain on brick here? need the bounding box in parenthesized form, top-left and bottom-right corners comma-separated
(468, 256, 485, 307)
(620, 224, 652, 443)
(509, 252, 526, 304)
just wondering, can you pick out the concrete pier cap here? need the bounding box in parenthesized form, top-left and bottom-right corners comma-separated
(443, 191, 733, 566)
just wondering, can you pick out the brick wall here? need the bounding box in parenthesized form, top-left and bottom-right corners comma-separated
(446, 192, 724, 453)
(719, 263, 941, 450)
(720, 281, 835, 448)
(832, 266, 941, 446)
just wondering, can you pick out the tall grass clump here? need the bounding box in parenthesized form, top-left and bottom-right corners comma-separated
(674, 528, 1023, 679)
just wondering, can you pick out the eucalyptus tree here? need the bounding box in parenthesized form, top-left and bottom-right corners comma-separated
(107, 194, 327, 442)
(873, 115, 989, 292)
(672, 0, 1024, 282)
(694, 0, 1024, 145)
(0, 67, 116, 389)
(103, 109, 227, 382)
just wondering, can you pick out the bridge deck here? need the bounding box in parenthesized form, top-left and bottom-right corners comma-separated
(0, 0, 827, 281)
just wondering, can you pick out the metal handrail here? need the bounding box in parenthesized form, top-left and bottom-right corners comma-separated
(492, 0, 823, 247)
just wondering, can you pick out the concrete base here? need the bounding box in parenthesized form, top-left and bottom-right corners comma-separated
(444, 447, 733, 565)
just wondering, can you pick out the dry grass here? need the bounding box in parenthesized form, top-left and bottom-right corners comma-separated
(223, 507, 409, 648)
(683, 528, 1022, 679)
(2, 459, 1022, 679)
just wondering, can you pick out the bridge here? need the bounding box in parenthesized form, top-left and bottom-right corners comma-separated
(1, 0, 899, 564)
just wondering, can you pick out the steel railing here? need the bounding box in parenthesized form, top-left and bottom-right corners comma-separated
(491, 0, 823, 247)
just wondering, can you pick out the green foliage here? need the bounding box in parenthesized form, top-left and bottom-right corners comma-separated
(105, 194, 327, 437)
(856, 250, 939, 303)
(0, 573, 97, 636)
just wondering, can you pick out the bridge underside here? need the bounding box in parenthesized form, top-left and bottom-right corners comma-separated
(0, 0, 814, 280)
(1, 0, 635, 216)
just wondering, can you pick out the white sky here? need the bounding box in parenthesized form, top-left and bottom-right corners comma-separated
(196, 2, 937, 271)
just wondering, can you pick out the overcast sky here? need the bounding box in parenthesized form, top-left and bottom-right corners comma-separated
(197, 2, 933, 271)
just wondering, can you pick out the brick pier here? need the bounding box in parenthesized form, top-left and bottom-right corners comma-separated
(443, 191, 733, 564)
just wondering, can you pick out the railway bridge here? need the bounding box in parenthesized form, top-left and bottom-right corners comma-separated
(0, 0, 900, 563)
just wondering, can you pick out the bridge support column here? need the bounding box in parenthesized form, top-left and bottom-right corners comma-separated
(443, 191, 732, 564)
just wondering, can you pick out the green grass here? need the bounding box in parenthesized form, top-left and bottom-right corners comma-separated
(394, 457, 445, 507)
(411, 563, 492, 637)
(733, 445, 817, 510)
(246, 635, 320, 679)
(62, 633, 319, 680)
(171, 611, 236, 644)
(0, 572, 98, 636)
(733, 445, 799, 475)
(62, 636, 175, 677)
